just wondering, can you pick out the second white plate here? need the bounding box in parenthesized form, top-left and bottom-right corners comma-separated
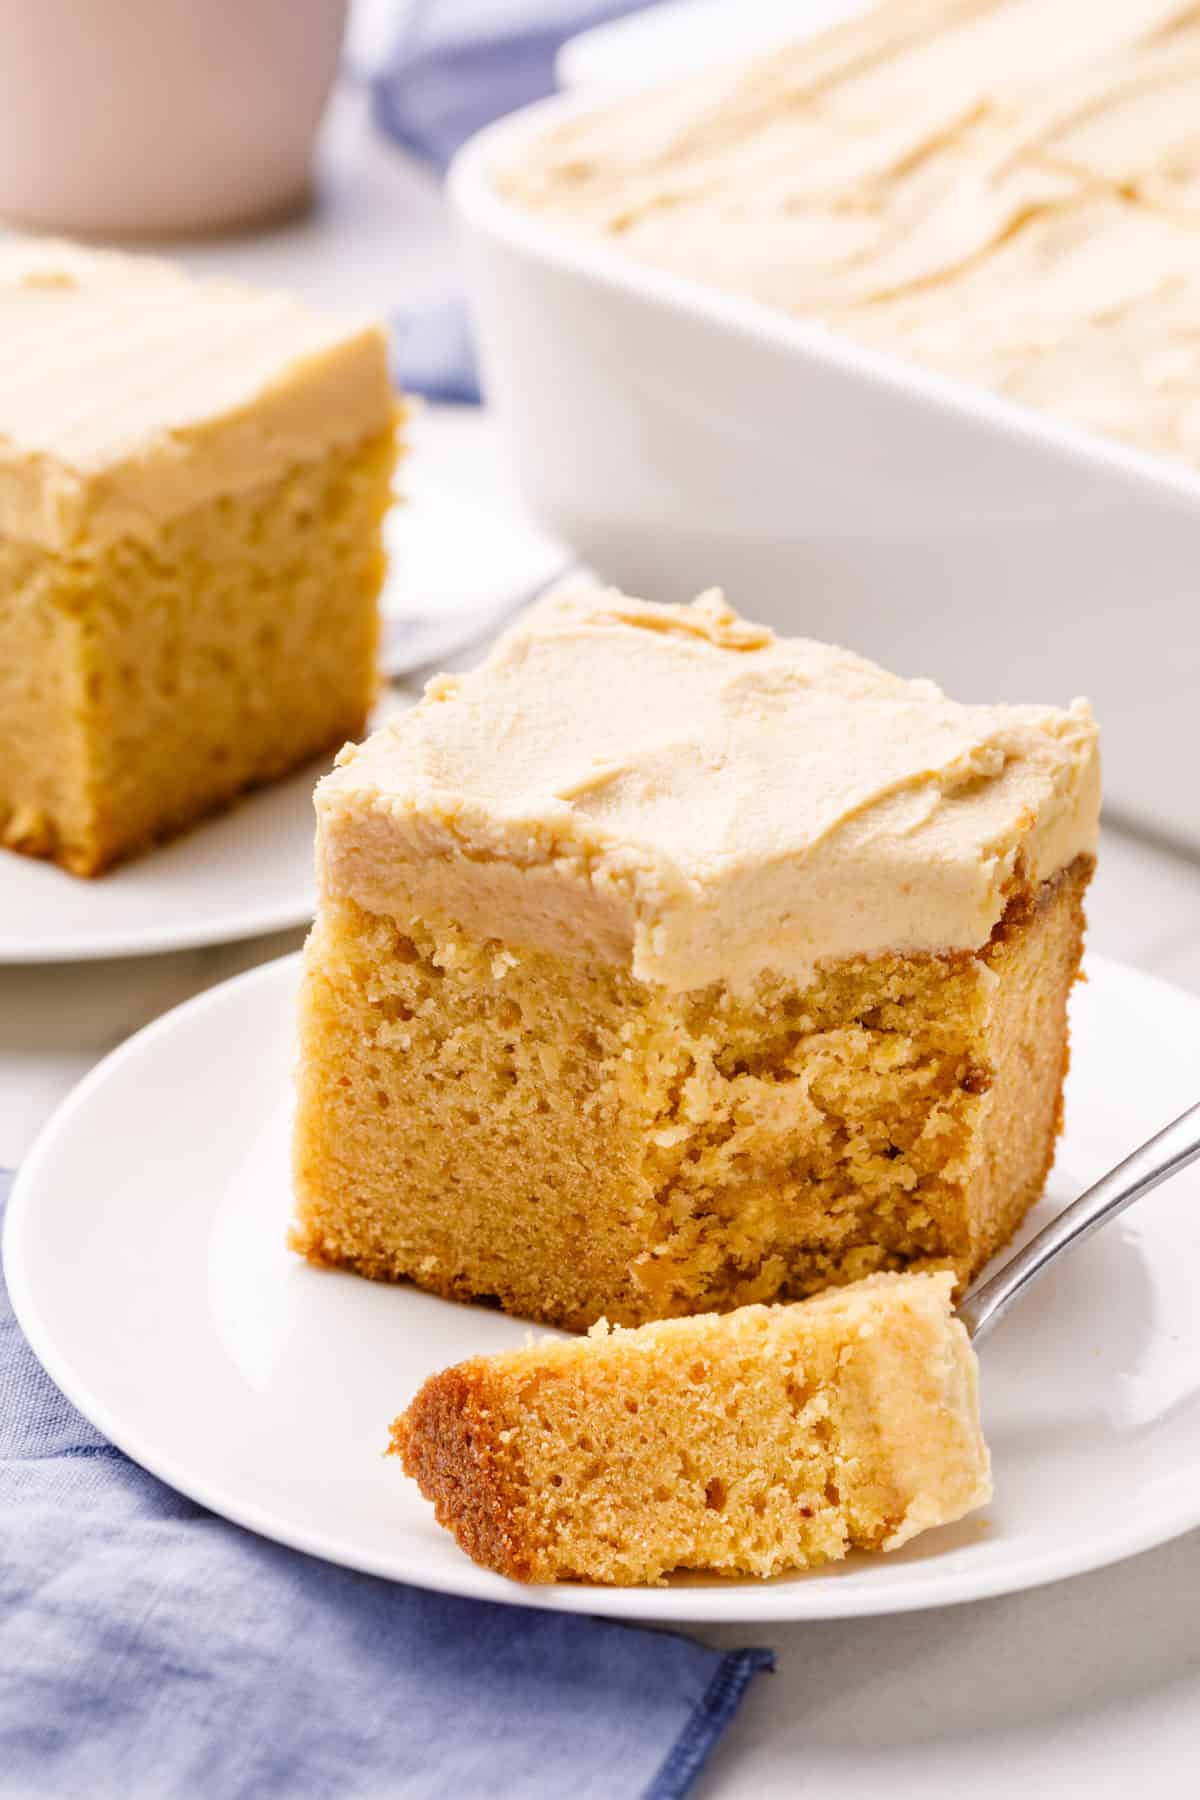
(6, 950, 1200, 1622)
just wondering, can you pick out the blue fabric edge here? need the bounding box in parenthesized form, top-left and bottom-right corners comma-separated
(3, 1150, 775, 1796)
(370, 81, 446, 173)
(641, 1647, 775, 1800)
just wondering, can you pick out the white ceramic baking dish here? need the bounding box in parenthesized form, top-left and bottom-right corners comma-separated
(449, 90, 1200, 849)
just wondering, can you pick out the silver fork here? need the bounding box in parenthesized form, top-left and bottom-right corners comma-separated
(959, 1100, 1200, 1341)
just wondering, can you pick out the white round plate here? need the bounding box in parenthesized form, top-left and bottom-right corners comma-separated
(6, 951, 1200, 1622)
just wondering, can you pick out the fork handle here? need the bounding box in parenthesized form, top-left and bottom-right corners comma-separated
(958, 1099, 1200, 1342)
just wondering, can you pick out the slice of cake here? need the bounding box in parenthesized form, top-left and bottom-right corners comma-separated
(0, 240, 398, 876)
(391, 1271, 991, 1584)
(292, 587, 1100, 1329)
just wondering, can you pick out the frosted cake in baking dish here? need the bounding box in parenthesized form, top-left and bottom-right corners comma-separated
(501, 0, 1200, 470)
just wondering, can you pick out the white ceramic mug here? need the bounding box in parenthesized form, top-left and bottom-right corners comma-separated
(0, 0, 350, 237)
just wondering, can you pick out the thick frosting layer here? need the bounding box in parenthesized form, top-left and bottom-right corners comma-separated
(317, 588, 1100, 991)
(500, 0, 1200, 470)
(0, 240, 395, 551)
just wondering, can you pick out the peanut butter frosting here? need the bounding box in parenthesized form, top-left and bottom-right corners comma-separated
(317, 589, 1100, 991)
(500, 0, 1200, 470)
(0, 240, 395, 552)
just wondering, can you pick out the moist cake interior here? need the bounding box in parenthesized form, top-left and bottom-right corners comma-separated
(0, 432, 392, 874)
(294, 856, 1089, 1330)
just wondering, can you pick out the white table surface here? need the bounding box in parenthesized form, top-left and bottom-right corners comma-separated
(4, 79, 1200, 1800)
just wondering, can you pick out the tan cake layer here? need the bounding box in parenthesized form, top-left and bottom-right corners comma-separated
(316, 588, 1099, 993)
(0, 241, 398, 876)
(391, 1271, 992, 1585)
(500, 0, 1200, 470)
(0, 431, 393, 874)
(292, 851, 1090, 1329)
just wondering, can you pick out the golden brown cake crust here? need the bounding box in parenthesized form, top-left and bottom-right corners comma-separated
(390, 1366, 534, 1581)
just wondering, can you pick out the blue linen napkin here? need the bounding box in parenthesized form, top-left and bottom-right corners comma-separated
(0, 1172, 772, 1797)
(378, 0, 652, 401)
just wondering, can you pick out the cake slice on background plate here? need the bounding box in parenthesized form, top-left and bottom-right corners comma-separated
(392, 1271, 991, 1585)
(0, 239, 398, 876)
(292, 586, 1099, 1328)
